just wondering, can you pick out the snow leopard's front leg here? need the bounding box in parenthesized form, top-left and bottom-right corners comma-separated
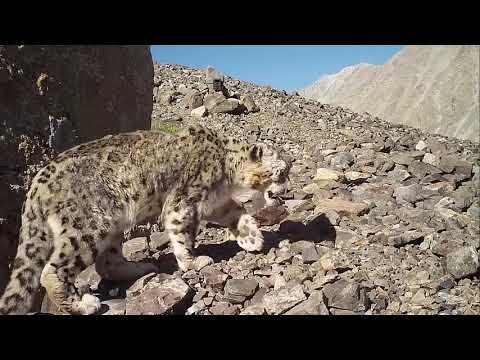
(203, 198, 264, 252)
(227, 213, 264, 252)
(164, 196, 201, 272)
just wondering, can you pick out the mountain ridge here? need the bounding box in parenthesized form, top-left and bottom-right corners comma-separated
(300, 45, 480, 143)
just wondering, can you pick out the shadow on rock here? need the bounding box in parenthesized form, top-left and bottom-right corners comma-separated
(261, 230, 289, 252)
(195, 214, 336, 259)
(195, 229, 294, 261)
(195, 241, 244, 263)
(151, 253, 181, 274)
(278, 213, 337, 243)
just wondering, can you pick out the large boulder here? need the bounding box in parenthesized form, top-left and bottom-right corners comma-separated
(0, 45, 153, 296)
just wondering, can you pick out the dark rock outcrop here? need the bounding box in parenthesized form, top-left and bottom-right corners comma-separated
(0, 45, 153, 296)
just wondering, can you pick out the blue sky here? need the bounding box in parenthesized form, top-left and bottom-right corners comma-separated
(151, 45, 405, 92)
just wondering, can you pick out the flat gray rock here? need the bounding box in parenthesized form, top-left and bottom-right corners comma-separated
(446, 246, 479, 280)
(284, 290, 329, 315)
(126, 275, 192, 315)
(224, 279, 259, 298)
(263, 285, 307, 315)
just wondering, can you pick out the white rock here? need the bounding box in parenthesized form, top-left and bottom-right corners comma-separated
(273, 275, 287, 290)
(320, 149, 337, 156)
(314, 168, 343, 181)
(263, 285, 306, 315)
(191, 256, 214, 271)
(122, 237, 149, 261)
(423, 153, 438, 166)
(434, 197, 455, 209)
(344, 171, 371, 182)
(191, 105, 208, 118)
(177, 84, 189, 95)
(240, 304, 265, 315)
(186, 301, 206, 315)
(284, 199, 309, 212)
(415, 140, 427, 151)
(446, 246, 479, 279)
(360, 143, 376, 149)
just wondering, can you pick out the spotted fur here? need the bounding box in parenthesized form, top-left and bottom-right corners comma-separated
(0, 125, 291, 315)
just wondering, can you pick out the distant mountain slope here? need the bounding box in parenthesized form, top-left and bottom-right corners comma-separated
(301, 46, 479, 142)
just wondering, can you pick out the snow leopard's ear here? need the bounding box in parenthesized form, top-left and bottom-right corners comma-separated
(248, 144, 264, 162)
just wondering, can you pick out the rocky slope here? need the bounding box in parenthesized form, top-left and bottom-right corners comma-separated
(0, 45, 153, 300)
(45, 63, 479, 315)
(301, 45, 480, 143)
